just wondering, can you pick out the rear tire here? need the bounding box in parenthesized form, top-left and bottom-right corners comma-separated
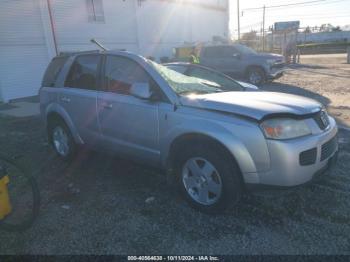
(247, 67, 265, 86)
(0, 154, 40, 232)
(48, 118, 77, 161)
(174, 142, 243, 214)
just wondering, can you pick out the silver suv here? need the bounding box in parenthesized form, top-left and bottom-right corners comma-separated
(40, 50, 338, 213)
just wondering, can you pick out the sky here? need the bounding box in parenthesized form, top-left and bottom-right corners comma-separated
(229, 0, 350, 38)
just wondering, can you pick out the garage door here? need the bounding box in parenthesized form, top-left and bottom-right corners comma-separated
(0, 0, 50, 102)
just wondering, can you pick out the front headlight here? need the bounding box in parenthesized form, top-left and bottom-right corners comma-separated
(261, 118, 311, 140)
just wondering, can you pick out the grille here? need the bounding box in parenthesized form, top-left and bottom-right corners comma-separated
(299, 148, 317, 166)
(313, 110, 330, 130)
(321, 136, 338, 161)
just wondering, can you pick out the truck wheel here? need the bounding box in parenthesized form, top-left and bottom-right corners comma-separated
(247, 67, 265, 86)
(48, 119, 77, 161)
(175, 142, 242, 213)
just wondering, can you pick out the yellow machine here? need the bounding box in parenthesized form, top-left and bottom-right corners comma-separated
(174, 46, 194, 60)
(0, 173, 12, 220)
(0, 158, 39, 231)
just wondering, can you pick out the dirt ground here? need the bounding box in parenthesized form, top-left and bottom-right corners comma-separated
(262, 53, 350, 128)
(0, 54, 349, 255)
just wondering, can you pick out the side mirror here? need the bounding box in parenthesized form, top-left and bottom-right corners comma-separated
(233, 53, 241, 59)
(130, 82, 153, 100)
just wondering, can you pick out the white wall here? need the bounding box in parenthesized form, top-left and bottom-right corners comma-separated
(136, 0, 229, 58)
(0, 0, 229, 101)
(50, 0, 139, 53)
(51, 0, 229, 58)
(0, 0, 51, 102)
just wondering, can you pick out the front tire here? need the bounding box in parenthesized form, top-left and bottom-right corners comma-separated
(48, 119, 77, 161)
(175, 142, 243, 213)
(247, 67, 265, 86)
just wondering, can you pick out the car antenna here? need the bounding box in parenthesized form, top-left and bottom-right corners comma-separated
(90, 38, 109, 51)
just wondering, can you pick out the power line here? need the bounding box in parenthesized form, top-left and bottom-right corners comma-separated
(267, 12, 350, 17)
(242, 0, 349, 12)
(236, 0, 350, 41)
(294, 15, 350, 19)
(239, 17, 349, 32)
(242, 0, 327, 11)
(264, 0, 349, 12)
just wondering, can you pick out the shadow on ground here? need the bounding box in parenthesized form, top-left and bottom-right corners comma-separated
(288, 64, 328, 70)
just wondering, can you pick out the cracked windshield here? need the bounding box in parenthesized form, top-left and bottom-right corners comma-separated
(150, 60, 223, 95)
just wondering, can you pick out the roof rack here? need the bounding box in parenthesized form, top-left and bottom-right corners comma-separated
(58, 50, 101, 56)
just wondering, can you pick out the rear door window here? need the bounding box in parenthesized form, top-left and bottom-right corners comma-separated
(65, 55, 101, 90)
(42, 56, 68, 87)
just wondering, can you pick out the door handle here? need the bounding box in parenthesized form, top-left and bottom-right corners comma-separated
(102, 102, 113, 109)
(61, 97, 71, 103)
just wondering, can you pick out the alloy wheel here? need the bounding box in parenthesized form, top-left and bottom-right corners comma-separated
(182, 157, 223, 206)
(249, 71, 262, 85)
(52, 126, 69, 157)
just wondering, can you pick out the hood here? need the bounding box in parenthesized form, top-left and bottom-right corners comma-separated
(258, 53, 283, 59)
(258, 52, 284, 60)
(180, 91, 322, 121)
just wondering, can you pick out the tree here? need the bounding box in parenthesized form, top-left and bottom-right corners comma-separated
(332, 26, 342, 32)
(319, 23, 337, 32)
(316, 24, 342, 32)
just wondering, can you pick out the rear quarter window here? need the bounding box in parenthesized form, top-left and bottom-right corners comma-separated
(42, 56, 68, 87)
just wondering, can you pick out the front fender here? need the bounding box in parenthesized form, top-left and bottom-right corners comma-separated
(160, 118, 261, 184)
(45, 103, 84, 145)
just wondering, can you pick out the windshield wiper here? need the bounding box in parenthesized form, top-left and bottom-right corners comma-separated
(198, 82, 224, 92)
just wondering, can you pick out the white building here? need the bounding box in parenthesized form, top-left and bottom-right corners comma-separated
(0, 0, 229, 102)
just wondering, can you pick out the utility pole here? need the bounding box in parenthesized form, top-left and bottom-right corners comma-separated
(262, 5, 266, 51)
(237, 0, 240, 41)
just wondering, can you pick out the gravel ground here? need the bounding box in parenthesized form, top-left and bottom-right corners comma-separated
(0, 54, 349, 255)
